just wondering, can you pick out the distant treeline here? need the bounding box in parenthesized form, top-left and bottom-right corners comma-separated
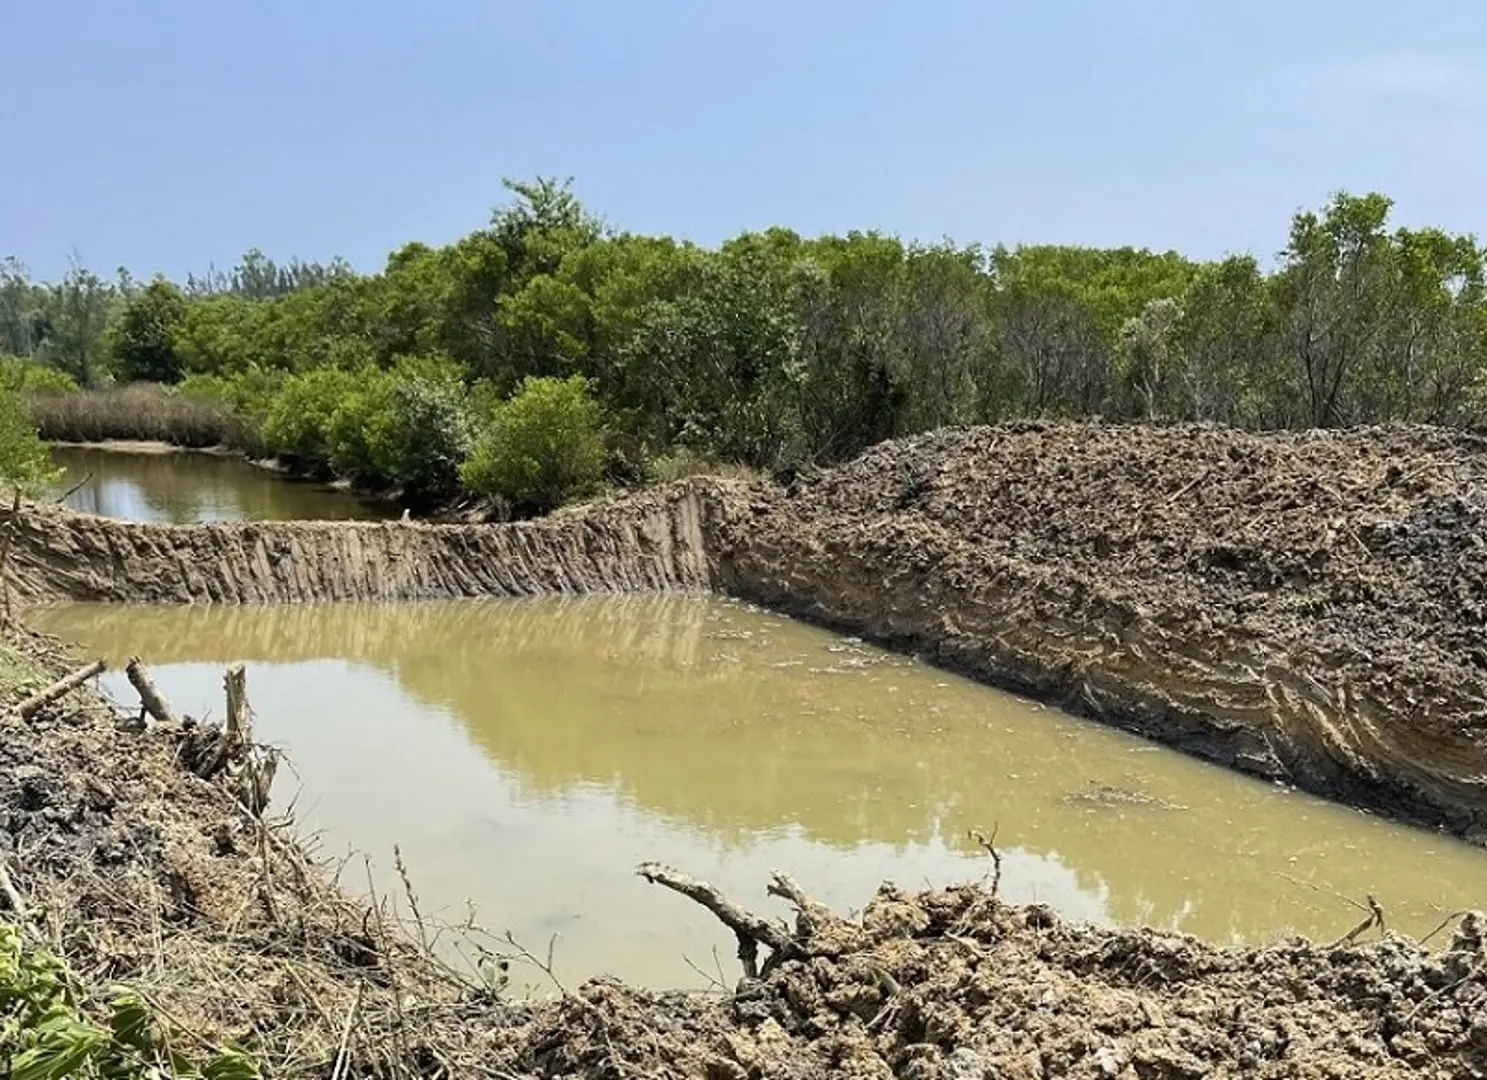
(4, 181, 1485, 510)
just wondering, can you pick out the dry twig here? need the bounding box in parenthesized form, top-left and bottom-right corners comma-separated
(17, 659, 106, 719)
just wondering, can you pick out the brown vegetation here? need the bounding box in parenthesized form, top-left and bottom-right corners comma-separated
(28, 385, 258, 450)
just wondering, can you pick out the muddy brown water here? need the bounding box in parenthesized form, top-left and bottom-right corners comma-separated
(32, 594, 1487, 991)
(48, 445, 390, 522)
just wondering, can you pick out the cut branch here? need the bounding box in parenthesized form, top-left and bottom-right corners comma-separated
(126, 657, 179, 728)
(17, 659, 106, 719)
(637, 862, 801, 978)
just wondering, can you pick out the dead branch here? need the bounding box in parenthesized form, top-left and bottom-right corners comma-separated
(970, 826, 1003, 899)
(329, 981, 365, 1080)
(637, 862, 801, 979)
(0, 489, 19, 626)
(126, 657, 179, 728)
(52, 471, 93, 505)
(224, 663, 249, 750)
(0, 856, 29, 924)
(766, 871, 829, 937)
(17, 659, 106, 719)
(1332, 894, 1387, 947)
(1420, 910, 1471, 947)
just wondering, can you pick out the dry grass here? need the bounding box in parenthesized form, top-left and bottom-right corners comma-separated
(27, 385, 259, 452)
(0, 625, 532, 1078)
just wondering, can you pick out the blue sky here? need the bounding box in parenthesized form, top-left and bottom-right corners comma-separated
(3, 0, 1484, 281)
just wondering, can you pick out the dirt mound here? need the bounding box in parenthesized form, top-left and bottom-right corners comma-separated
(721, 422, 1487, 841)
(494, 874, 1487, 1079)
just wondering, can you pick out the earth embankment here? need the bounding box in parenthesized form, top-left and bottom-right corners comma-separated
(721, 423, 1487, 841)
(10, 483, 721, 603)
(13, 421, 1487, 840)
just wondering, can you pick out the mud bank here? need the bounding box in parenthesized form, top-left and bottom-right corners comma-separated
(6, 628, 1487, 1078)
(11, 483, 721, 602)
(14, 421, 1487, 843)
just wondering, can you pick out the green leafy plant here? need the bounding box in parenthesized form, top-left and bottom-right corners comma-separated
(0, 924, 260, 1080)
(0, 389, 61, 496)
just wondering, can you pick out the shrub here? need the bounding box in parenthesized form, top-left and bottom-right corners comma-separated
(0, 357, 79, 396)
(460, 375, 605, 515)
(0, 389, 61, 495)
(261, 367, 362, 468)
(363, 356, 472, 504)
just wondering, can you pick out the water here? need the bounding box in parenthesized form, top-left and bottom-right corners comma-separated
(31, 595, 1487, 990)
(48, 445, 390, 523)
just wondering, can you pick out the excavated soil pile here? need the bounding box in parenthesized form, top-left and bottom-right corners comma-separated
(498, 882, 1487, 1079)
(722, 422, 1487, 840)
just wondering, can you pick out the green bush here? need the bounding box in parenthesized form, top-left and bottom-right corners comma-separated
(0, 389, 62, 495)
(261, 367, 362, 468)
(362, 355, 472, 504)
(0, 357, 79, 396)
(461, 375, 605, 515)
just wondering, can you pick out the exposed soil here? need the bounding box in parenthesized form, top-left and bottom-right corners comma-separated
(5, 624, 1487, 1078)
(718, 422, 1487, 843)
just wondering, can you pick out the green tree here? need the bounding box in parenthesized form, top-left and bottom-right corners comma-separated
(37, 258, 115, 387)
(461, 375, 605, 514)
(364, 355, 472, 504)
(111, 279, 188, 383)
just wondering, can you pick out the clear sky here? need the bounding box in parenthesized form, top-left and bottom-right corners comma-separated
(3, 0, 1484, 281)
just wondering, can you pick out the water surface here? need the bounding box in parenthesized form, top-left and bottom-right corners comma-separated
(48, 445, 389, 523)
(32, 596, 1487, 989)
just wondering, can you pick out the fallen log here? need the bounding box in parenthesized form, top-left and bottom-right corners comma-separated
(126, 656, 179, 728)
(17, 659, 105, 719)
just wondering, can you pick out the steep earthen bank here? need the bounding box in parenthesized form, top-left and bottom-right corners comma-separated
(13, 422, 1487, 843)
(11, 483, 721, 603)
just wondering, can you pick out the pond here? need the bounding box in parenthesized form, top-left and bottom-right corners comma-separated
(31, 595, 1487, 991)
(47, 445, 390, 523)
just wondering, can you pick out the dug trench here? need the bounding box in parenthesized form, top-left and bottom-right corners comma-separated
(6, 420, 1487, 1077)
(12, 421, 1487, 843)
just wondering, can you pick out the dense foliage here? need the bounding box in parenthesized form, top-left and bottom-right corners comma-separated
(5, 181, 1486, 512)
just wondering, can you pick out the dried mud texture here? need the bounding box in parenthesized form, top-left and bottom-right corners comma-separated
(719, 423, 1487, 843)
(9, 483, 721, 603)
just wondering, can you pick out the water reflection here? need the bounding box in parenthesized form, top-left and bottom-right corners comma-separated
(32, 597, 1487, 987)
(49, 446, 389, 523)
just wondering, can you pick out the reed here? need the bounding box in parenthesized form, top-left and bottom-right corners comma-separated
(26, 384, 261, 452)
